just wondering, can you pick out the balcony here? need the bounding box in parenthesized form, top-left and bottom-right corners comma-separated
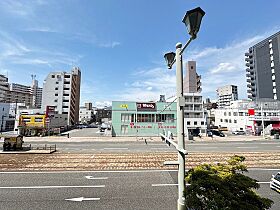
(246, 68, 254, 73)
(246, 63, 253, 68)
(245, 58, 253, 62)
(245, 52, 253, 57)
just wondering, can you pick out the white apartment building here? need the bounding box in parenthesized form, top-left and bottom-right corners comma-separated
(216, 85, 238, 108)
(79, 107, 94, 123)
(184, 93, 207, 134)
(0, 103, 11, 132)
(41, 67, 81, 125)
(214, 100, 280, 133)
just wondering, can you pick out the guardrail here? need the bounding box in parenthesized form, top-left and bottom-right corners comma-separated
(24, 144, 56, 153)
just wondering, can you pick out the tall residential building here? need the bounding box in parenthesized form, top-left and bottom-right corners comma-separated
(31, 78, 43, 108)
(0, 75, 9, 102)
(183, 61, 201, 93)
(6, 83, 33, 107)
(216, 85, 238, 108)
(41, 67, 81, 125)
(245, 31, 280, 100)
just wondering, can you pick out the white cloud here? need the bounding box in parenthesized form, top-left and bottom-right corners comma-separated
(184, 29, 280, 99)
(99, 41, 121, 48)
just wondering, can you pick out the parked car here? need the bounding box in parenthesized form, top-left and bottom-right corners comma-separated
(208, 130, 225, 137)
(270, 172, 280, 193)
(232, 130, 246, 135)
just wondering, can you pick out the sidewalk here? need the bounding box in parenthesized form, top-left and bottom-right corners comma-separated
(23, 135, 273, 143)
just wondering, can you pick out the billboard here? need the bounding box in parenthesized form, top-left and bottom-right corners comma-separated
(136, 103, 156, 111)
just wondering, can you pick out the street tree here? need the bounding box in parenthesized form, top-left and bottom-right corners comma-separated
(185, 155, 273, 210)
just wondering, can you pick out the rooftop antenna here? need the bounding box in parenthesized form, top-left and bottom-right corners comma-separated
(31, 74, 36, 81)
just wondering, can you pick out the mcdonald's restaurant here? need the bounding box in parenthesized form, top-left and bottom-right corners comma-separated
(111, 101, 177, 137)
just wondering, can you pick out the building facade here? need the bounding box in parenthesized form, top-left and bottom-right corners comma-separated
(216, 85, 238, 108)
(79, 103, 94, 124)
(183, 93, 207, 134)
(112, 101, 177, 137)
(246, 31, 280, 100)
(0, 75, 9, 102)
(214, 99, 280, 133)
(41, 67, 81, 125)
(183, 61, 201, 93)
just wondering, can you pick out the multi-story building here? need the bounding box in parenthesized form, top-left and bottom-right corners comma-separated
(216, 85, 238, 108)
(31, 78, 43, 108)
(41, 67, 81, 125)
(79, 103, 94, 124)
(183, 61, 201, 93)
(6, 83, 33, 107)
(96, 107, 112, 123)
(245, 31, 280, 100)
(214, 99, 280, 133)
(0, 75, 9, 102)
(184, 93, 207, 135)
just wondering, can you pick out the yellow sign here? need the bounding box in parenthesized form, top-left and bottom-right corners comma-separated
(120, 104, 128, 109)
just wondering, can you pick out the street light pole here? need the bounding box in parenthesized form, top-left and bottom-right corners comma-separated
(163, 7, 205, 210)
(175, 42, 186, 210)
(261, 103, 265, 139)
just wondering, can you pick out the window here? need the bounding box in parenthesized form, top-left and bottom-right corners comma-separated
(55, 93, 58, 96)
(62, 106, 68, 108)
(228, 112, 231, 116)
(56, 82, 59, 84)
(121, 114, 131, 123)
(63, 100, 69, 102)
(224, 112, 227, 116)
(34, 118, 43, 122)
(54, 99, 58, 102)
(64, 88, 70, 90)
(63, 94, 69, 96)
(194, 121, 197, 125)
(137, 114, 155, 122)
(65, 75, 71, 78)
(201, 121, 204, 125)
(239, 112, 244, 116)
(64, 81, 70, 84)
(229, 119, 232, 123)
(187, 121, 190, 125)
(225, 119, 228, 123)
(220, 119, 223, 122)
(55, 87, 58, 90)
(191, 66, 193, 69)
(51, 75, 55, 78)
(234, 120, 237, 123)
(62, 112, 68, 114)
(233, 112, 238, 116)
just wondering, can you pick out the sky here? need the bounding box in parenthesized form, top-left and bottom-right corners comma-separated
(0, 0, 279, 107)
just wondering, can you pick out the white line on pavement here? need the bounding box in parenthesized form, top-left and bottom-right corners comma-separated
(237, 147, 258, 149)
(257, 182, 270, 184)
(150, 148, 169, 150)
(103, 148, 128, 150)
(198, 147, 218, 149)
(152, 183, 178, 187)
(0, 185, 105, 189)
(152, 183, 191, 187)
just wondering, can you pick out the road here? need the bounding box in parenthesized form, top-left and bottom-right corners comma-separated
(0, 169, 279, 210)
(24, 140, 280, 153)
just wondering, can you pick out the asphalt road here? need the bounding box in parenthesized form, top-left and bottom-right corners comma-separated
(24, 140, 280, 153)
(0, 169, 278, 210)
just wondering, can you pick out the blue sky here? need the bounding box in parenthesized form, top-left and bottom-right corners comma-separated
(0, 0, 279, 107)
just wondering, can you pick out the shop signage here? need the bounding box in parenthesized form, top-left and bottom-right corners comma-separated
(137, 103, 156, 111)
(120, 104, 128, 109)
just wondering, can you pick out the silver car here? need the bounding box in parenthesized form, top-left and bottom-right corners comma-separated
(270, 172, 280, 192)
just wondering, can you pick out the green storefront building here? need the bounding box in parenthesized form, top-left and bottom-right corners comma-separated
(112, 101, 177, 137)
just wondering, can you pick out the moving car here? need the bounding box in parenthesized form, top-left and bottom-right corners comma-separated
(270, 172, 280, 193)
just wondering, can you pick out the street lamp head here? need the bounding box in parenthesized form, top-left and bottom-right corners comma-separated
(182, 7, 205, 39)
(164, 52, 176, 69)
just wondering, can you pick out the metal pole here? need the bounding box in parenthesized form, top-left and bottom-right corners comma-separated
(175, 42, 186, 210)
(261, 103, 265, 139)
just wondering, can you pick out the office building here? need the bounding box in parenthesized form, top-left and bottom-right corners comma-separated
(245, 31, 280, 100)
(41, 67, 81, 125)
(183, 61, 201, 93)
(79, 103, 94, 124)
(216, 85, 238, 108)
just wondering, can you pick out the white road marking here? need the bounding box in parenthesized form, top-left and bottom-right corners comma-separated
(198, 147, 218, 149)
(151, 148, 169, 150)
(237, 147, 258, 149)
(103, 148, 128, 150)
(260, 143, 279, 145)
(0, 185, 105, 189)
(152, 183, 178, 187)
(65, 197, 100, 202)
(257, 182, 270, 184)
(188, 144, 209, 146)
(152, 183, 191, 187)
(85, 176, 108, 180)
